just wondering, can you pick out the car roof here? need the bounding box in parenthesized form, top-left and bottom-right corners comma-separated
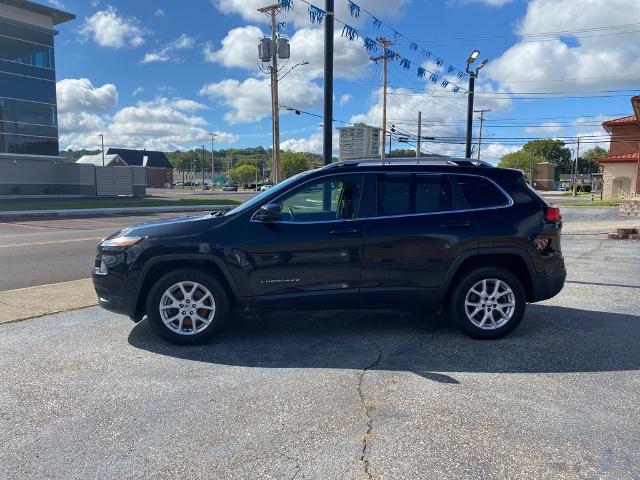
(316, 157, 523, 182)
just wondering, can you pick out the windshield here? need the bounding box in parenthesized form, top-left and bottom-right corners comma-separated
(223, 170, 315, 216)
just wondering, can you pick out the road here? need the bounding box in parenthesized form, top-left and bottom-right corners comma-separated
(0, 208, 639, 478)
(0, 212, 211, 291)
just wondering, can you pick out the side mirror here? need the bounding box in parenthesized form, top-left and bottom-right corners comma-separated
(254, 203, 282, 222)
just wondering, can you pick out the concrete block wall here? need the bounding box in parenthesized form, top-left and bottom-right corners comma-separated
(619, 198, 640, 217)
(601, 163, 637, 200)
(0, 157, 96, 195)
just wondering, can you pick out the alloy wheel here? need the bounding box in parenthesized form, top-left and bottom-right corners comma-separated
(464, 278, 515, 330)
(159, 281, 216, 335)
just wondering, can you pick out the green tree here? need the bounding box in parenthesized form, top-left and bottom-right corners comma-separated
(280, 151, 309, 179)
(579, 146, 607, 174)
(229, 164, 258, 186)
(498, 150, 545, 175)
(521, 139, 572, 178)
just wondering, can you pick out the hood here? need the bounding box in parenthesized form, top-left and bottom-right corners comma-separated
(112, 213, 224, 240)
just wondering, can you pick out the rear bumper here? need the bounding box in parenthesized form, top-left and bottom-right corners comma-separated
(530, 253, 566, 302)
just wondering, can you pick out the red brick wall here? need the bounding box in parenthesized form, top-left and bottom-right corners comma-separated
(608, 124, 640, 156)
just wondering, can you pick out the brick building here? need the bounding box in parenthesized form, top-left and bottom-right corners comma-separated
(597, 96, 640, 199)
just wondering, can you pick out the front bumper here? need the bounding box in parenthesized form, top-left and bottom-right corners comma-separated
(93, 274, 137, 318)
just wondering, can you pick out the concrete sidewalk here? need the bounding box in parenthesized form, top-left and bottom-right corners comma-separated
(0, 204, 235, 219)
(0, 278, 97, 324)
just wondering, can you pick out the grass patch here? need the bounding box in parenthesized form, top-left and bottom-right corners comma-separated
(557, 201, 618, 207)
(0, 198, 241, 211)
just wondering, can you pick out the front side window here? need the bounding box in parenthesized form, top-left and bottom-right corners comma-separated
(278, 175, 364, 222)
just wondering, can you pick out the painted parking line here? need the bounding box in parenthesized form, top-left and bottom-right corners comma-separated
(0, 237, 103, 248)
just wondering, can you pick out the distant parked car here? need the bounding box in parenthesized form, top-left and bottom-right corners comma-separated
(223, 183, 239, 192)
(260, 184, 272, 192)
(173, 182, 184, 187)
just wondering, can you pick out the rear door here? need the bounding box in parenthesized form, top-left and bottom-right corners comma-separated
(360, 172, 478, 304)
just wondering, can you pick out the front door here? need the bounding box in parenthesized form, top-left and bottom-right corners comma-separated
(240, 174, 367, 306)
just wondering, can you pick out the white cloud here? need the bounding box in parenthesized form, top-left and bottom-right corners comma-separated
(199, 25, 371, 123)
(47, 0, 66, 9)
(212, 0, 409, 26)
(132, 86, 144, 96)
(480, 143, 520, 164)
(154, 8, 165, 17)
(487, 0, 640, 92)
(460, 0, 513, 6)
(523, 122, 565, 134)
(349, 82, 512, 157)
(56, 78, 118, 113)
(141, 34, 195, 64)
(203, 25, 370, 80)
(79, 6, 146, 48)
(199, 76, 323, 124)
(203, 26, 263, 68)
(57, 78, 235, 151)
(281, 130, 339, 154)
(339, 94, 352, 107)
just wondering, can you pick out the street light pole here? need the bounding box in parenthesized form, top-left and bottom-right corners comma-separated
(464, 50, 488, 159)
(99, 134, 105, 166)
(209, 132, 217, 189)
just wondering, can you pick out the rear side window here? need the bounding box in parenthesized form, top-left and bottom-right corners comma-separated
(377, 174, 461, 216)
(454, 175, 510, 209)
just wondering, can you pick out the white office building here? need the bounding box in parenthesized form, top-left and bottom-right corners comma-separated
(338, 123, 381, 160)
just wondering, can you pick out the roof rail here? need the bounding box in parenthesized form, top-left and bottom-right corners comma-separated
(324, 156, 494, 169)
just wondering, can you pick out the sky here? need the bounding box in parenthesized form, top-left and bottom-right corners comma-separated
(50, 0, 640, 163)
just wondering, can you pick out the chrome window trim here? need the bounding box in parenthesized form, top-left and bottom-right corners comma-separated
(249, 170, 514, 224)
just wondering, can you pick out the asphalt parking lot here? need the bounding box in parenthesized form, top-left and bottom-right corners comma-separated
(1, 208, 639, 479)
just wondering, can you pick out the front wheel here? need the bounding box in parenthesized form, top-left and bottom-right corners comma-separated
(146, 269, 229, 345)
(448, 267, 526, 339)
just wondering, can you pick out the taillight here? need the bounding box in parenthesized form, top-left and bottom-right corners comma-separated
(544, 205, 562, 222)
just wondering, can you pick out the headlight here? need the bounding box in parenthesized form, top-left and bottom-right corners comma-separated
(99, 236, 143, 248)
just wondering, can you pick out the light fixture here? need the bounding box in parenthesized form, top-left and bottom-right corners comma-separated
(478, 59, 489, 70)
(466, 50, 480, 65)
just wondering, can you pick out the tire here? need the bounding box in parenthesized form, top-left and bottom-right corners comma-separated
(448, 267, 526, 339)
(146, 269, 229, 345)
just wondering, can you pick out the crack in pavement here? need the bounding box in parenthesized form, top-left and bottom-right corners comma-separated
(357, 337, 383, 480)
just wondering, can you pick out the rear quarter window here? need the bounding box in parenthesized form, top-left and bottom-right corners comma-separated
(453, 175, 510, 209)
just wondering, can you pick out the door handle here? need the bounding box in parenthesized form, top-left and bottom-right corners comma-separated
(329, 227, 361, 236)
(441, 220, 472, 229)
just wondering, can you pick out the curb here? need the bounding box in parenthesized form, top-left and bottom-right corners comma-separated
(0, 204, 236, 219)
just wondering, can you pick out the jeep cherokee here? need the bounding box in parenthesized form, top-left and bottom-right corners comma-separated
(93, 158, 565, 344)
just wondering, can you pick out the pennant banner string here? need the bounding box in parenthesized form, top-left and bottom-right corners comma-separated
(278, 0, 468, 94)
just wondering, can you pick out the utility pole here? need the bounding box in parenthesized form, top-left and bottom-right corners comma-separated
(209, 132, 217, 189)
(258, 4, 281, 184)
(474, 109, 491, 161)
(370, 37, 392, 163)
(201, 145, 206, 191)
(416, 111, 422, 157)
(99, 134, 105, 166)
(323, 0, 334, 166)
(573, 137, 581, 197)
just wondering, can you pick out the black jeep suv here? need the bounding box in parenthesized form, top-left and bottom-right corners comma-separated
(93, 158, 565, 344)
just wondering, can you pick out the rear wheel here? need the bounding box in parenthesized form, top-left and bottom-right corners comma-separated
(448, 267, 526, 339)
(146, 269, 229, 345)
